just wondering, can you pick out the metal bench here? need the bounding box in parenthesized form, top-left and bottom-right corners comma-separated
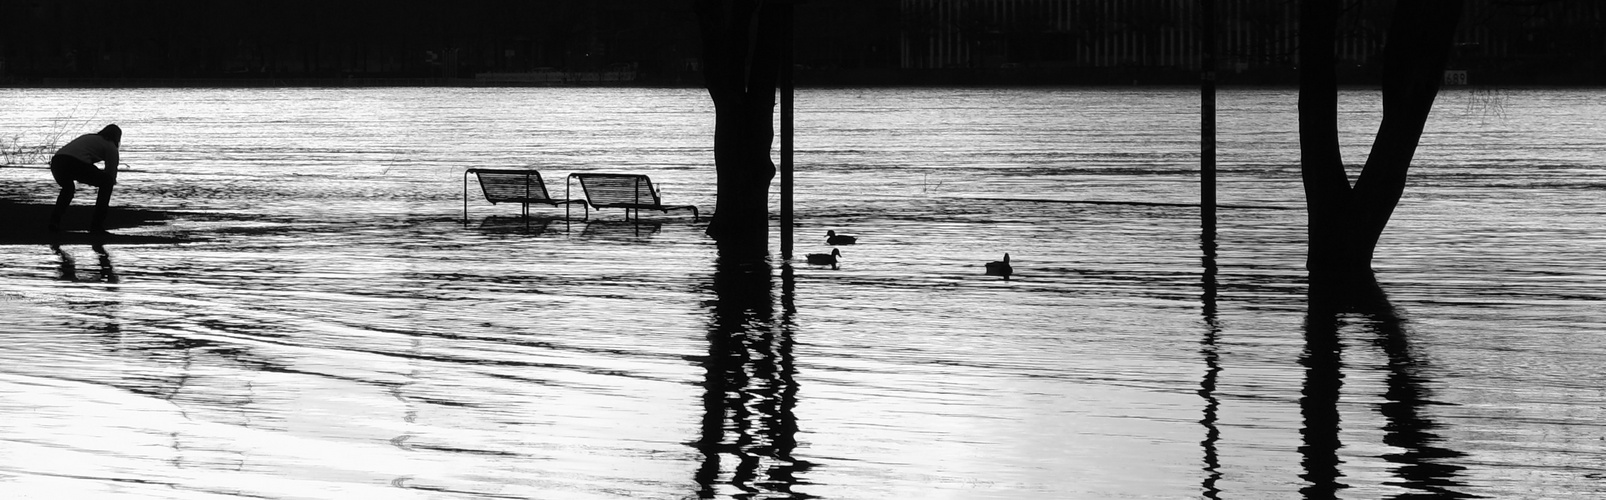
(566, 173, 698, 221)
(463, 168, 586, 221)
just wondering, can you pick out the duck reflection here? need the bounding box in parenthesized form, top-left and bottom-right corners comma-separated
(1301, 277, 1471, 499)
(693, 253, 812, 498)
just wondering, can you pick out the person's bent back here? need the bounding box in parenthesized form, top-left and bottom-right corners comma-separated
(48, 124, 122, 234)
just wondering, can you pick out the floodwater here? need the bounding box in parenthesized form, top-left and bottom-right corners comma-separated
(0, 86, 1603, 499)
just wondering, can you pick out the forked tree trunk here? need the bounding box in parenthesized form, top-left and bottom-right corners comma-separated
(696, 0, 782, 253)
(1299, 0, 1464, 286)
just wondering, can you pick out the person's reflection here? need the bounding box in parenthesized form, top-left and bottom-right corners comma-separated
(50, 243, 120, 284)
(693, 253, 811, 498)
(50, 243, 77, 281)
(1301, 277, 1471, 499)
(92, 243, 121, 284)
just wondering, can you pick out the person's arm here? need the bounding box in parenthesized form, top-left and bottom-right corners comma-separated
(104, 141, 119, 184)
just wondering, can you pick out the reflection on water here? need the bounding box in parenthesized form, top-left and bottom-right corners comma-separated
(471, 215, 557, 236)
(1354, 284, 1473, 499)
(582, 219, 663, 241)
(50, 243, 120, 284)
(1300, 289, 1346, 499)
(1198, 229, 1223, 500)
(1303, 280, 1474, 500)
(0, 87, 1603, 499)
(696, 253, 810, 498)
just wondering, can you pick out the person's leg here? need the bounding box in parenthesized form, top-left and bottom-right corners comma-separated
(49, 185, 75, 232)
(91, 182, 113, 233)
(48, 158, 78, 232)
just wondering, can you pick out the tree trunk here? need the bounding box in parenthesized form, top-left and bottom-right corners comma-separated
(1299, 0, 1464, 287)
(696, 0, 782, 253)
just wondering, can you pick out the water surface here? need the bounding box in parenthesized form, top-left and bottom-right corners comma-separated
(1, 86, 1603, 499)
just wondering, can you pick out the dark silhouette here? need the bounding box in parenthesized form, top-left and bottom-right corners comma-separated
(1301, 276, 1474, 498)
(1200, 0, 1217, 237)
(694, 251, 812, 498)
(1299, 1, 1463, 288)
(984, 253, 1013, 280)
(48, 124, 122, 234)
(695, 0, 786, 251)
(803, 248, 839, 269)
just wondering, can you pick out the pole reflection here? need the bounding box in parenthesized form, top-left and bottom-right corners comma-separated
(1302, 277, 1473, 499)
(1198, 230, 1223, 499)
(694, 252, 812, 499)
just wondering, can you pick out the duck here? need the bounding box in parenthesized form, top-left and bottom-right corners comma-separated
(984, 253, 1013, 280)
(806, 248, 842, 267)
(825, 230, 857, 245)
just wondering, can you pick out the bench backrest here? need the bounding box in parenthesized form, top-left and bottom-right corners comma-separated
(474, 169, 553, 202)
(573, 174, 661, 208)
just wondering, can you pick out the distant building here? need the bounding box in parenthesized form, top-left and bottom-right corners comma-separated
(890, 0, 1604, 84)
(0, 0, 1599, 85)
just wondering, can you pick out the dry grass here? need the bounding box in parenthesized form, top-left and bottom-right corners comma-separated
(1, 109, 97, 168)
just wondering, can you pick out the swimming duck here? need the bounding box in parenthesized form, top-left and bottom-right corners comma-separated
(985, 253, 1012, 280)
(806, 248, 842, 267)
(826, 230, 857, 245)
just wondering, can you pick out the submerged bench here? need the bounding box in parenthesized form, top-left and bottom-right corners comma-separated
(566, 173, 698, 221)
(463, 168, 586, 221)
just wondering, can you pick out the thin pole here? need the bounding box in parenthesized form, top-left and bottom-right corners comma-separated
(1201, 0, 1217, 237)
(780, 3, 795, 260)
(1199, 6, 1222, 495)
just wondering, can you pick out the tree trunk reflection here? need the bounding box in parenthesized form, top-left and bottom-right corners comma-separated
(1302, 277, 1472, 498)
(694, 251, 812, 498)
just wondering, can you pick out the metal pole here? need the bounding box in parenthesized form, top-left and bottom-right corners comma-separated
(1201, 0, 1217, 236)
(780, 3, 795, 261)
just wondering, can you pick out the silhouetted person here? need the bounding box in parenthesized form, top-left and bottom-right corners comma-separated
(48, 124, 122, 234)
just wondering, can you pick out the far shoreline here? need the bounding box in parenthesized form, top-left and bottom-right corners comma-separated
(4, 75, 1603, 90)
